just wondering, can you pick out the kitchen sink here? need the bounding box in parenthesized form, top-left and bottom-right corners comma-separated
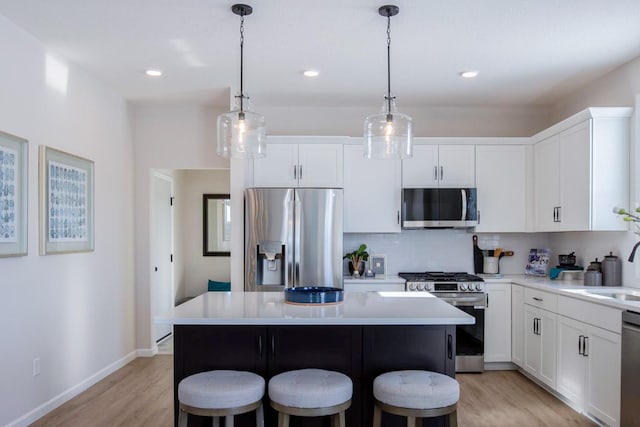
(595, 293, 640, 301)
(582, 288, 640, 302)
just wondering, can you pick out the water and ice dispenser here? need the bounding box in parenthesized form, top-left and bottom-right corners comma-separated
(256, 241, 285, 287)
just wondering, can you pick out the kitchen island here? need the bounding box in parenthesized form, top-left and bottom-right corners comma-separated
(158, 291, 474, 427)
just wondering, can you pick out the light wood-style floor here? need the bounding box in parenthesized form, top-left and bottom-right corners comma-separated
(32, 356, 596, 427)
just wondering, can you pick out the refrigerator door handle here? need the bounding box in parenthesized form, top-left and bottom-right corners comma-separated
(293, 193, 302, 286)
(286, 193, 295, 288)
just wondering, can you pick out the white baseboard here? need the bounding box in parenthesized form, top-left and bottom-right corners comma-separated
(6, 350, 137, 427)
(484, 361, 518, 371)
(137, 346, 157, 357)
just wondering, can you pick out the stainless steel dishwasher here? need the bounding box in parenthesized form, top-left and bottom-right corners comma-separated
(621, 310, 640, 426)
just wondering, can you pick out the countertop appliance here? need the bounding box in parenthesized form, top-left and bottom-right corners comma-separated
(402, 188, 477, 228)
(244, 188, 343, 292)
(400, 271, 486, 372)
(621, 310, 640, 426)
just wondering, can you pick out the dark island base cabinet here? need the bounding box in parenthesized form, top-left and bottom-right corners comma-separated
(174, 325, 456, 427)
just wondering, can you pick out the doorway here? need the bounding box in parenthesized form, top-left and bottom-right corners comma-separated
(151, 172, 174, 343)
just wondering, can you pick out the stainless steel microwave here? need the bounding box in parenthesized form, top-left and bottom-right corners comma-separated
(402, 188, 478, 228)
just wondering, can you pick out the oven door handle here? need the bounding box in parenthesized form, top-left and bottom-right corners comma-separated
(440, 297, 487, 308)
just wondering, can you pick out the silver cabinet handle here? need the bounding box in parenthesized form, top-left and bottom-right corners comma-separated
(271, 335, 276, 359)
(397, 210, 400, 225)
(300, 164, 302, 179)
(578, 335, 584, 355)
(583, 336, 589, 357)
(477, 210, 481, 225)
(557, 206, 561, 222)
(533, 297, 543, 302)
(440, 166, 444, 180)
(434, 166, 438, 180)
(293, 165, 297, 179)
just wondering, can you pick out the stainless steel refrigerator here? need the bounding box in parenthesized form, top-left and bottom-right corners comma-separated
(244, 188, 343, 291)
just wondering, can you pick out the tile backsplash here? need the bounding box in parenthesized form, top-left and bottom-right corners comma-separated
(345, 229, 640, 287)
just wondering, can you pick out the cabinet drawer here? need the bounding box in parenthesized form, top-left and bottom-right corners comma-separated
(557, 296, 621, 333)
(524, 288, 557, 311)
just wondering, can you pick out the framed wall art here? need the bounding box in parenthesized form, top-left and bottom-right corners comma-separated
(0, 131, 28, 257)
(39, 146, 94, 255)
(370, 254, 387, 278)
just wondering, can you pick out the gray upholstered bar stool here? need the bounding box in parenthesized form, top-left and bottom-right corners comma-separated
(373, 370, 459, 427)
(268, 368, 353, 427)
(177, 370, 265, 427)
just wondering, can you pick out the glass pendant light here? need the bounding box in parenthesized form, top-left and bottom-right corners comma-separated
(364, 5, 413, 159)
(217, 4, 266, 159)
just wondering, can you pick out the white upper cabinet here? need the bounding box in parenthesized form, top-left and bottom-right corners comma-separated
(533, 108, 632, 232)
(343, 143, 401, 233)
(402, 144, 475, 188)
(534, 135, 561, 230)
(476, 145, 527, 232)
(253, 137, 344, 188)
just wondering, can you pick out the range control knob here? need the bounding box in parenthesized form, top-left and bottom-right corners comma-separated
(408, 283, 416, 291)
(460, 283, 468, 291)
(475, 283, 483, 292)
(417, 283, 425, 291)
(425, 283, 434, 292)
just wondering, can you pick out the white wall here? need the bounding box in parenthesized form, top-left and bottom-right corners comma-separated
(261, 104, 551, 137)
(132, 104, 229, 351)
(175, 169, 230, 299)
(0, 15, 135, 427)
(552, 56, 640, 122)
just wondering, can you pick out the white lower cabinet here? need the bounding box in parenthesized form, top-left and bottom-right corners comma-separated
(557, 315, 621, 427)
(484, 283, 511, 362)
(511, 284, 524, 367)
(524, 304, 557, 389)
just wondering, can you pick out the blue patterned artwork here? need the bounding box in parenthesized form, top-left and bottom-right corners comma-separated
(0, 147, 17, 243)
(48, 160, 88, 242)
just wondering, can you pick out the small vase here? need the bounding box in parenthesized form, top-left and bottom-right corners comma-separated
(348, 261, 366, 277)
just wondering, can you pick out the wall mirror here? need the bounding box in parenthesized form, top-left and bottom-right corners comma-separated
(203, 193, 231, 256)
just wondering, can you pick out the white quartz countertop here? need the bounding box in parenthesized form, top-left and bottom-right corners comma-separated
(343, 275, 406, 284)
(156, 291, 474, 326)
(485, 274, 640, 311)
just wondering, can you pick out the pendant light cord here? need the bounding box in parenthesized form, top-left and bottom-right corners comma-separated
(239, 12, 245, 113)
(386, 11, 393, 118)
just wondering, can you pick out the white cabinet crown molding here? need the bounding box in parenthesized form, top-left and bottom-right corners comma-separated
(532, 107, 633, 142)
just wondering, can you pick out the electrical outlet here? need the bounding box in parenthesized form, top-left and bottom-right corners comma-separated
(33, 358, 40, 376)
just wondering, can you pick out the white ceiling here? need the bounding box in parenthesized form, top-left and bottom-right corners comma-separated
(1, 0, 640, 109)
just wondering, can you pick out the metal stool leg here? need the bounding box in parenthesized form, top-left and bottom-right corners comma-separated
(255, 403, 264, 427)
(277, 412, 289, 427)
(373, 403, 383, 427)
(178, 409, 188, 427)
(450, 409, 458, 427)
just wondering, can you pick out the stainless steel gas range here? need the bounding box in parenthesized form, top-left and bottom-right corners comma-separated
(399, 272, 487, 372)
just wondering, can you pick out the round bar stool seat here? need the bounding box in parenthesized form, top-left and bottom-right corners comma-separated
(178, 370, 265, 427)
(373, 370, 459, 427)
(268, 368, 352, 427)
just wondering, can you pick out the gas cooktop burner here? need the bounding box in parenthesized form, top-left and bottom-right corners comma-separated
(398, 272, 484, 282)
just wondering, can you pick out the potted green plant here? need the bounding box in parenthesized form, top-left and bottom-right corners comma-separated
(344, 244, 369, 278)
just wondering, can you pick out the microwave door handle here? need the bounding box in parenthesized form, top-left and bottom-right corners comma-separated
(460, 189, 467, 220)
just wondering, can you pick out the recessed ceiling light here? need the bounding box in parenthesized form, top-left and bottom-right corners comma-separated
(303, 70, 319, 78)
(145, 69, 163, 77)
(459, 70, 479, 79)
